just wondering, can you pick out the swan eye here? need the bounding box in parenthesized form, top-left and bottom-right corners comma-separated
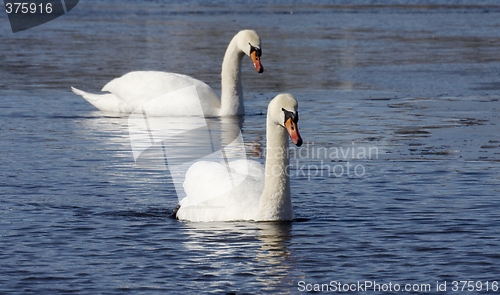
(282, 108, 298, 123)
(249, 44, 262, 57)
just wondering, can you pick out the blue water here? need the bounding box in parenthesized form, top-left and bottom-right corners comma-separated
(1, 1, 500, 294)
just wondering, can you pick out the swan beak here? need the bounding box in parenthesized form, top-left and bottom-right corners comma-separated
(250, 51, 264, 73)
(285, 118, 303, 147)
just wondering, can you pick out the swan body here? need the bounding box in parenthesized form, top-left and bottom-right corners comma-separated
(176, 94, 303, 222)
(71, 30, 263, 116)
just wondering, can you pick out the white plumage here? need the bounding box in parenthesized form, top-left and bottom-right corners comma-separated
(71, 30, 263, 116)
(176, 94, 303, 222)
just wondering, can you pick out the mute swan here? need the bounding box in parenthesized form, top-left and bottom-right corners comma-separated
(176, 94, 303, 222)
(71, 30, 263, 116)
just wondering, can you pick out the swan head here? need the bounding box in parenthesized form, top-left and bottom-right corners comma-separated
(269, 94, 303, 147)
(235, 30, 264, 73)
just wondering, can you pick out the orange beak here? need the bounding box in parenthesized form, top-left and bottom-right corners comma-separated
(250, 50, 264, 73)
(285, 117, 303, 146)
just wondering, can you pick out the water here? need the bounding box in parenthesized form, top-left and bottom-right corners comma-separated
(1, 1, 500, 294)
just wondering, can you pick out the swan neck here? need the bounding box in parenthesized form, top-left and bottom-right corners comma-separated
(220, 39, 245, 116)
(258, 120, 293, 221)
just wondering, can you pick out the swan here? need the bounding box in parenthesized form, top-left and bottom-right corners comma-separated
(176, 93, 303, 222)
(71, 30, 263, 116)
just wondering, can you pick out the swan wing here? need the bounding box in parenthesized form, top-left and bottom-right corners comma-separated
(74, 71, 221, 115)
(104, 71, 216, 101)
(178, 159, 265, 221)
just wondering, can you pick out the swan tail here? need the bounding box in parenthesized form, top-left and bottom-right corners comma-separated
(71, 87, 102, 102)
(71, 86, 126, 112)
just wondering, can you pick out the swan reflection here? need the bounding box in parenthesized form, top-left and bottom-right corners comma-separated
(182, 221, 293, 291)
(77, 96, 252, 208)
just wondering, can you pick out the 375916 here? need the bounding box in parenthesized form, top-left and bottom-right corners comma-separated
(5, 2, 53, 14)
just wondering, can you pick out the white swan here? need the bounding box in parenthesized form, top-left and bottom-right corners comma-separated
(176, 94, 303, 222)
(71, 30, 263, 116)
